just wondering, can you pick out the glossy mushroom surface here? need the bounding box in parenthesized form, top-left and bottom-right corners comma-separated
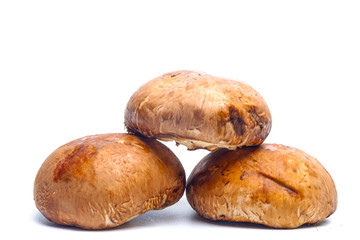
(34, 133, 185, 229)
(186, 144, 337, 228)
(125, 70, 272, 151)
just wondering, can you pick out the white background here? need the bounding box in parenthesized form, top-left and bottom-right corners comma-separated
(1, 0, 359, 239)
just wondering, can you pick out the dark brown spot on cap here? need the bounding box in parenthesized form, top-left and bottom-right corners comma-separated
(193, 109, 204, 119)
(229, 107, 246, 136)
(240, 171, 246, 180)
(250, 108, 265, 128)
(53, 144, 97, 182)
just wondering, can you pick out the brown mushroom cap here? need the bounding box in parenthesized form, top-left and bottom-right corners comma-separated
(34, 133, 185, 229)
(186, 144, 337, 228)
(125, 70, 272, 151)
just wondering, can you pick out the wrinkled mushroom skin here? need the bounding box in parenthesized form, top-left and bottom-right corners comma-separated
(34, 133, 185, 229)
(125, 70, 272, 151)
(186, 144, 337, 228)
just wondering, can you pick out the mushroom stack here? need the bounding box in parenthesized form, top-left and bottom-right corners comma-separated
(124, 70, 337, 228)
(34, 70, 337, 229)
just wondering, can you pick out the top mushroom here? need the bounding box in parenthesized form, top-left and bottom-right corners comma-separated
(125, 70, 272, 151)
